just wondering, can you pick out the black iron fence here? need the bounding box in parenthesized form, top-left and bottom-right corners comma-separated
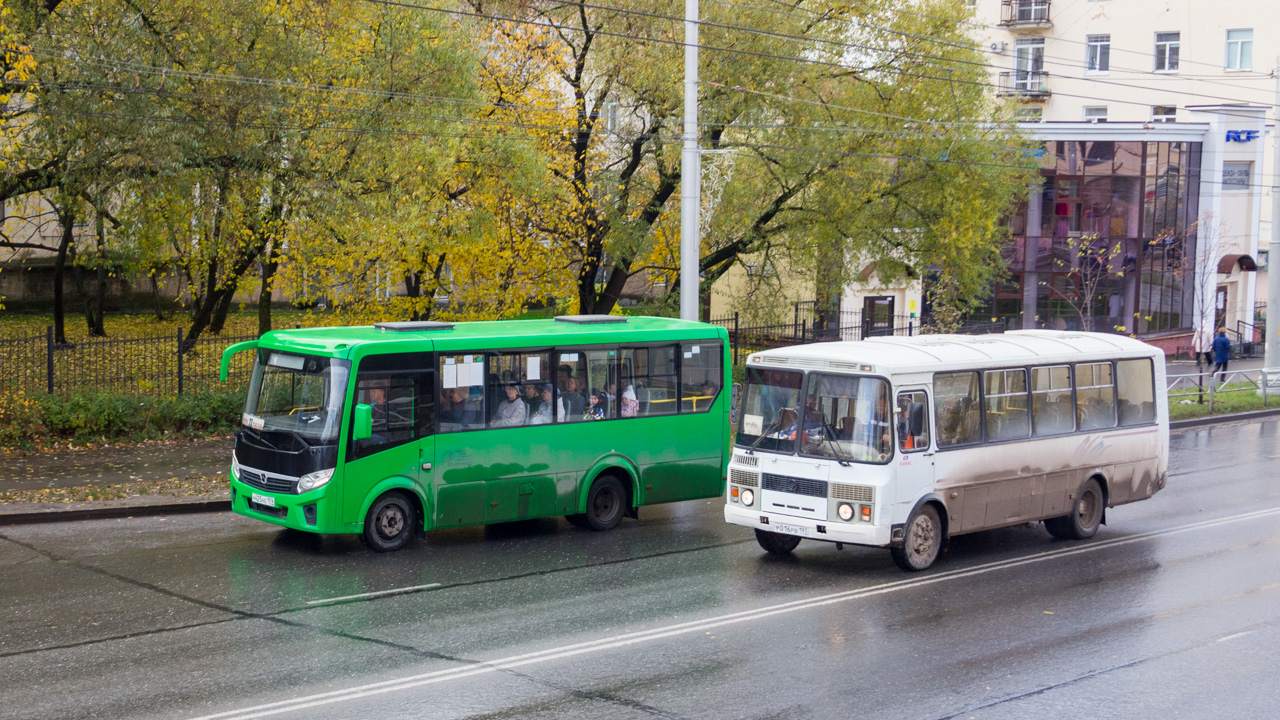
(0, 327, 258, 397)
(710, 307, 1011, 365)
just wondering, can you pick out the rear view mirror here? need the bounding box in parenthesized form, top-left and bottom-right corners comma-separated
(909, 402, 926, 437)
(354, 403, 373, 441)
(731, 383, 742, 417)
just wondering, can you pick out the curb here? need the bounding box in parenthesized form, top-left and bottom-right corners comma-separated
(0, 500, 230, 526)
(1169, 406, 1280, 431)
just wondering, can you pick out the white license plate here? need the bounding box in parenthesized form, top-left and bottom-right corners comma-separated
(251, 492, 276, 508)
(773, 522, 808, 536)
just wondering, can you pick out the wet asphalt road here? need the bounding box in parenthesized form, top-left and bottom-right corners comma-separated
(1, 420, 1278, 720)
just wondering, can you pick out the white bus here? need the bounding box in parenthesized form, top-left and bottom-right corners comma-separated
(725, 331, 1168, 571)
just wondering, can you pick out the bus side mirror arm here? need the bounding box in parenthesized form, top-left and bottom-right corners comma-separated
(220, 340, 259, 382)
(353, 404, 373, 441)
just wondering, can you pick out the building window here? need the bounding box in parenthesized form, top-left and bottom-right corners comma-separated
(1014, 38, 1046, 91)
(1155, 32, 1180, 72)
(1016, 106, 1044, 122)
(1084, 106, 1108, 123)
(1086, 35, 1110, 73)
(1152, 105, 1177, 123)
(1225, 29, 1252, 71)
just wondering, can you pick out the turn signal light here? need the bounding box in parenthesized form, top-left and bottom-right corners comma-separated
(860, 505, 871, 521)
(731, 487, 740, 498)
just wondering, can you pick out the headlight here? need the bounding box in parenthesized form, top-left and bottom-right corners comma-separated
(838, 503, 854, 521)
(297, 468, 334, 493)
(741, 489, 754, 507)
(231, 451, 240, 478)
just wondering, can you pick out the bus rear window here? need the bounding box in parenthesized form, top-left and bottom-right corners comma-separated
(736, 368, 803, 454)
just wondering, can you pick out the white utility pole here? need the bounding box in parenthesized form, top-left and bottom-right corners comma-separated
(1268, 56, 1280, 372)
(679, 0, 700, 321)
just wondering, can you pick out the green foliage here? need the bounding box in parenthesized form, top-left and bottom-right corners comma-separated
(0, 389, 243, 448)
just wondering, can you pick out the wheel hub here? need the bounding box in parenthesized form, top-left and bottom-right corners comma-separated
(378, 506, 405, 539)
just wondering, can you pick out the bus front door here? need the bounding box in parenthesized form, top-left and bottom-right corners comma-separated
(894, 387, 936, 512)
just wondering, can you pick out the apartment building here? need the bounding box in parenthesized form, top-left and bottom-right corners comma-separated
(973, 0, 1271, 351)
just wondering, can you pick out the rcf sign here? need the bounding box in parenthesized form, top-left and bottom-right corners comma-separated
(1226, 130, 1260, 142)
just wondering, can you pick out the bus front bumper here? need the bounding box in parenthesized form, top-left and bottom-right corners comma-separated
(230, 472, 336, 533)
(724, 503, 892, 548)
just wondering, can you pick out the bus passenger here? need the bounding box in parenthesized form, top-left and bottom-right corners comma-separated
(529, 384, 558, 425)
(620, 385, 639, 417)
(584, 390, 606, 420)
(440, 387, 474, 426)
(523, 382, 542, 412)
(562, 375, 586, 417)
(492, 385, 528, 427)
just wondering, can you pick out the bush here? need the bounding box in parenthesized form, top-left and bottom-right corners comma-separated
(0, 389, 244, 449)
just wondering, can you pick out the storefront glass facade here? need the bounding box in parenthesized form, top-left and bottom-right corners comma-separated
(987, 140, 1202, 335)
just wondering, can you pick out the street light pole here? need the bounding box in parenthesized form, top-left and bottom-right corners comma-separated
(1267, 56, 1280, 373)
(679, 0, 700, 321)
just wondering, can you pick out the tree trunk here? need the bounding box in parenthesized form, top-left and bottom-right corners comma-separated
(92, 210, 106, 336)
(257, 239, 279, 336)
(150, 268, 165, 320)
(70, 244, 95, 333)
(52, 206, 75, 344)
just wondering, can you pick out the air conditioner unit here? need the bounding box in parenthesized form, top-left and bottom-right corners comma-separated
(990, 41, 1007, 53)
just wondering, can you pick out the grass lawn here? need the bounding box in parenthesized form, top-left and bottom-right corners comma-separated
(1168, 380, 1278, 421)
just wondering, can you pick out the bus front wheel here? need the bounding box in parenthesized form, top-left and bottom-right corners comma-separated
(584, 475, 627, 531)
(363, 491, 416, 552)
(1045, 478, 1104, 540)
(890, 504, 942, 571)
(755, 529, 801, 555)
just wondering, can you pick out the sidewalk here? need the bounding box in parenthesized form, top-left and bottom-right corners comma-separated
(0, 436, 233, 522)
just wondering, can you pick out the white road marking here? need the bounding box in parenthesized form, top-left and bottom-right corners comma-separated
(305, 584, 442, 605)
(193, 506, 1280, 720)
(1216, 630, 1254, 643)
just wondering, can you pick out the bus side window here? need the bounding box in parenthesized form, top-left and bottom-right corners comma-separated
(1076, 362, 1117, 431)
(632, 345, 679, 417)
(984, 369, 1030, 442)
(618, 350, 639, 418)
(1116, 358, 1155, 426)
(896, 390, 929, 452)
(438, 354, 487, 431)
(933, 371, 981, 447)
(680, 341, 722, 413)
(1031, 365, 1074, 436)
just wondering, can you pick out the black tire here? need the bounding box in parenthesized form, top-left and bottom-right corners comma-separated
(362, 491, 416, 552)
(890, 504, 942, 572)
(584, 474, 627, 531)
(755, 529, 802, 555)
(1045, 478, 1104, 540)
(564, 513, 590, 529)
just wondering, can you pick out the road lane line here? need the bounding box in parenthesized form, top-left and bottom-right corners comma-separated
(191, 505, 1280, 720)
(306, 584, 442, 605)
(1216, 630, 1253, 642)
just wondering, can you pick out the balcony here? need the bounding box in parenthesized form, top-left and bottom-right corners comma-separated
(999, 0, 1052, 29)
(998, 71, 1051, 98)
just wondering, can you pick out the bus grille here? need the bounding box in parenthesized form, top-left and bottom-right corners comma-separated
(762, 473, 828, 498)
(729, 469, 759, 488)
(239, 469, 298, 494)
(732, 453, 758, 467)
(830, 483, 874, 504)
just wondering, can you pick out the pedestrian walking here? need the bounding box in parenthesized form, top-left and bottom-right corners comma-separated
(1212, 327, 1231, 381)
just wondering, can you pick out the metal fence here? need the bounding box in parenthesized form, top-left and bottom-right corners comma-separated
(0, 327, 257, 397)
(709, 307, 1011, 364)
(1166, 367, 1280, 411)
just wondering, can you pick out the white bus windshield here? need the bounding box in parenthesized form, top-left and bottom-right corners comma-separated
(242, 352, 351, 445)
(799, 373, 892, 464)
(736, 368, 803, 453)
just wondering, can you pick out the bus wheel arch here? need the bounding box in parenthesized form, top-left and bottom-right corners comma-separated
(890, 499, 945, 572)
(362, 490, 419, 552)
(1045, 475, 1106, 540)
(582, 472, 628, 531)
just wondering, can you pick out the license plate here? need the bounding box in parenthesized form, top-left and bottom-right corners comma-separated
(773, 522, 807, 536)
(251, 492, 275, 508)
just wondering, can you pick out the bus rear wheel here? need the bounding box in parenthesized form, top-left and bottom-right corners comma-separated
(890, 504, 942, 572)
(1045, 478, 1104, 540)
(585, 474, 627, 531)
(755, 529, 801, 555)
(362, 491, 416, 552)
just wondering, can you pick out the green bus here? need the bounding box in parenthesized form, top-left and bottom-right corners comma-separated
(220, 315, 730, 551)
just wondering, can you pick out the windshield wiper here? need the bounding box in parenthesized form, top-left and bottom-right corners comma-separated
(744, 417, 785, 455)
(821, 425, 852, 467)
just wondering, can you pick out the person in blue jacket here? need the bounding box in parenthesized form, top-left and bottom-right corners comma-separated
(1212, 327, 1231, 380)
